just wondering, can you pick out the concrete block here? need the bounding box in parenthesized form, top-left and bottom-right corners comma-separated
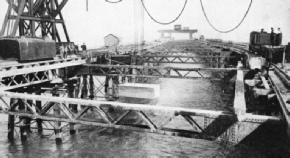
(253, 88, 271, 96)
(249, 57, 265, 70)
(118, 83, 160, 99)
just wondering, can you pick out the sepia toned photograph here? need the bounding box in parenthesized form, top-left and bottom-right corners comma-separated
(0, 0, 289, 157)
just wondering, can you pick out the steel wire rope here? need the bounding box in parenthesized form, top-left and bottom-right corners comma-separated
(141, 0, 188, 25)
(105, 0, 122, 4)
(200, 0, 253, 33)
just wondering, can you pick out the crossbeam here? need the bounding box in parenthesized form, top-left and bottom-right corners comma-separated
(112, 55, 235, 58)
(0, 91, 231, 117)
(85, 64, 236, 72)
(111, 55, 236, 65)
(76, 64, 237, 80)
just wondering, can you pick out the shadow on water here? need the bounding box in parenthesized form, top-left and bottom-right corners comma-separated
(238, 122, 290, 157)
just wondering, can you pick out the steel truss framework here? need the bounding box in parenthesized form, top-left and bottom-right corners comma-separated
(78, 64, 237, 80)
(150, 51, 214, 56)
(131, 55, 236, 65)
(153, 48, 214, 54)
(0, 57, 86, 90)
(1, 0, 70, 42)
(0, 40, 285, 144)
(0, 91, 281, 144)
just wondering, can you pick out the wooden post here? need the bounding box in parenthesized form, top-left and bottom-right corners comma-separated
(26, 86, 36, 134)
(35, 87, 43, 133)
(119, 74, 123, 84)
(68, 81, 78, 113)
(143, 62, 148, 83)
(209, 52, 213, 67)
(26, 96, 33, 134)
(68, 81, 76, 135)
(7, 114, 15, 140)
(287, 126, 290, 140)
(216, 53, 220, 68)
(124, 68, 129, 83)
(52, 86, 62, 144)
(74, 78, 81, 112)
(108, 77, 114, 101)
(17, 93, 28, 141)
(19, 118, 28, 141)
(82, 75, 88, 99)
(131, 55, 137, 83)
(282, 46, 286, 68)
(132, 69, 137, 83)
(81, 75, 88, 109)
(89, 75, 94, 100)
(113, 76, 119, 98)
(8, 98, 16, 141)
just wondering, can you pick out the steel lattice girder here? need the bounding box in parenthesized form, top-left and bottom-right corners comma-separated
(0, 57, 86, 90)
(110, 55, 229, 65)
(0, 91, 282, 144)
(152, 52, 212, 56)
(134, 55, 236, 64)
(76, 64, 237, 80)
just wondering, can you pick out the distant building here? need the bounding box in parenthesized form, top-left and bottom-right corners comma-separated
(199, 35, 204, 41)
(174, 25, 182, 31)
(104, 34, 120, 47)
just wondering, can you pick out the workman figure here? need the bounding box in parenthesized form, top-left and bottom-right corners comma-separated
(75, 44, 79, 54)
(261, 28, 264, 33)
(276, 28, 282, 46)
(69, 43, 75, 55)
(266, 48, 273, 68)
(25, 30, 31, 37)
(81, 43, 87, 51)
(67, 43, 72, 55)
(59, 45, 65, 59)
(270, 27, 275, 47)
(64, 45, 68, 58)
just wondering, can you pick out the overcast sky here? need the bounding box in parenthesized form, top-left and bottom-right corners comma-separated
(0, 0, 290, 48)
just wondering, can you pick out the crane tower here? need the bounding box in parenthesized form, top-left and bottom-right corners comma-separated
(0, 0, 70, 42)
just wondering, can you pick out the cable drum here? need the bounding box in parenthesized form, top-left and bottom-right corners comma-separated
(141, 0, 188, 25)
(200, 0, 253, 33)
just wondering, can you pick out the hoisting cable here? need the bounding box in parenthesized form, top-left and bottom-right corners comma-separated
(141, 0, 188, 25)
(105, 0, 122, 4)
(86, 0, 88, 11)
(200, 0, 253, 33)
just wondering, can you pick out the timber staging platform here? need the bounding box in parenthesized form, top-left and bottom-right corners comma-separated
(0, 39, 289, 146)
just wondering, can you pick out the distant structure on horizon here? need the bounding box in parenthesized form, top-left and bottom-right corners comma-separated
(104, 34, 120, 47)
(158, 25, 198, 39)
(199, 35, 205, 41)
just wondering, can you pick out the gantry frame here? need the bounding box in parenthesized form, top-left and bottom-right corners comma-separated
(1, 0, 70, 42)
